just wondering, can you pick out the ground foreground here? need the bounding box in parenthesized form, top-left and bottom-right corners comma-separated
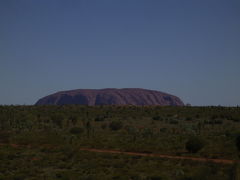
(0, 105, 240, 179)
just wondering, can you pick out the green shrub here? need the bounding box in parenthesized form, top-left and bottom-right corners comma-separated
(109, 121, 123, 131)
(101, 123, 107, 129)
(152, 116, 162, 121)
(70, 127, 84, 135)
(185, 137, 204, 153)
(185, 117, 192, 121)
(233, 118, 240, 122)
(94, 116, 105, 122)
(0, 131, 10, 143)
(169, 120, 178, 124)
(160, 128, 167, 133)
(236, 135, 240, 151)
(147, 176, 163, 180)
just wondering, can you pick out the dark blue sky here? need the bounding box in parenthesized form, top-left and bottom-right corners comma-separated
(1, 0, 240, 106)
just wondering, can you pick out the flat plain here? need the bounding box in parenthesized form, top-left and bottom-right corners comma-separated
(0, 105, 240, 179)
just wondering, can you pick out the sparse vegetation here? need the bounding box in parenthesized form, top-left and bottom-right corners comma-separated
(0, 105, 240, 179)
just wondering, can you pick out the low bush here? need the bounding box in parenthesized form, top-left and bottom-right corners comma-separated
(186, 137, 204, 153)
(109, 121, 123, 131)
(70, 127, 84, 135)
(236, 134, 240, 151)
(152, 116, 162, 121)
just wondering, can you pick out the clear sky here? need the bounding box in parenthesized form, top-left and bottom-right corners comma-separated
(0, 0, 240, 106)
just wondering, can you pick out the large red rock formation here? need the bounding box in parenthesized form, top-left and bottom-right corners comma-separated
(35, 88, 184, 106)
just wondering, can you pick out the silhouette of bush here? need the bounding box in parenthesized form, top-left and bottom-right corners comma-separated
(233, 118, 240, 122)
(147, 176, 163, 180)
(70, 127, 84, 135)
(236, 135, 240, 151)
(130, 175, 141, 180)
(109, 121, 123, 131)
(152, 115, 162, 121)
(185, 137, 204, 153)
(185, 117, 192, 121)
(51, 114, 64, 128)
(95, 116, 105, 122)
(179, 177, 193, 180)
(101, 123, 107, 129)
(0, 132, 10, 143)
(169, 120, 178, 124)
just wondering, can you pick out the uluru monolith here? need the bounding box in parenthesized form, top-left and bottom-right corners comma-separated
(35, 88, 184, 106)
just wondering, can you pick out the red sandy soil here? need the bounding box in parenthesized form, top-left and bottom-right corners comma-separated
(0, 143, 236, 165)
(79, 148, 236, 164)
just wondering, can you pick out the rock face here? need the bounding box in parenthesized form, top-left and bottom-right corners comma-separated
(35, 88, 184, 106)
